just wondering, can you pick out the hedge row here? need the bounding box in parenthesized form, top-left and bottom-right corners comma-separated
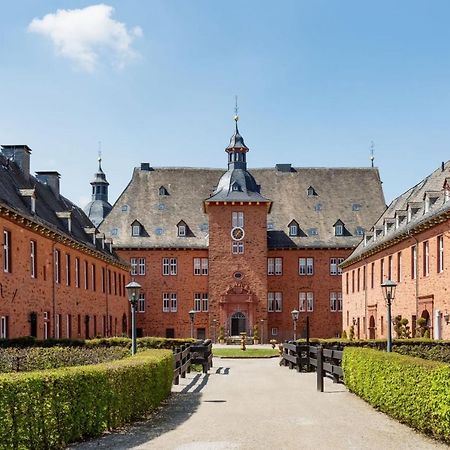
(343, 347, 450, 442)
(0, 336, 193, 349)
(0, 349, 173, 449)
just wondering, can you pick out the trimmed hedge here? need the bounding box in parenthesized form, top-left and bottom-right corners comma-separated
(0, 349, 173, 449)
(0, 336, 193, 349)
(343, 347, 450, 442)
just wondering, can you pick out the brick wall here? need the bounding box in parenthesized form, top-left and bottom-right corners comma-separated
(342, 219, 450, 340)
(0, 216, 128, 339)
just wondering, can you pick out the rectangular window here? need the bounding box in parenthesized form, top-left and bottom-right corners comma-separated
(299, 257, 313, 275)
(423, 241, 429, 276)
(194, 258, 208, 275)
(178, 224, 186, 237)
(271, 327, 278, 336)
(101, 267, 106, 293)
(268, 292, 282, 312)
(346, 272, 349, 294)
(194, 293, 202, 312)
(267, 258, 274, 275)
(411, 245, 417, 279)
(232, 211, 244, 228)
(232, 241, 244, 254)
(163, 293, 177, 312)
(84, 261, 88, 289)
(352, 270, 355, 293)
(307, 292, 314, 312)
(138, 258, 145, 275)
(163, 258, 177, 275)
(397, 252, 402, 282)
(0, 316, 8, 339)
(3, 230, 11, 273)
(363, 266, 366, 291)
(114, 272, 117, 296)
(132, 225, 140, 236)
(75, 258, 80, 288)
(202, 293, 208, 312)
(275, 258, 282, 275)
(130, 257, 137, 275)
(65, 254, 71, 286)
(138, 293, 145, 313)
(330, 292, 337, 312)
(380, 258, 384, 282)
(66, 314, 72, 338)
(201, 258, 208, 275)
(92, 265, 96, 291)
(357, 268, 360, 292)
(30, 240, 37, 278)
(438, 236, 444, 273)
(371, 262, 375, 288)
(388, 255, 393, 280)
(107, 269, 111, 294)
(299, 292, 314, 312)
(330, 257, 344, 275)
(43, 311, 50, 339)
(54, 249, 61, 284)
(55, 314, 61, 339)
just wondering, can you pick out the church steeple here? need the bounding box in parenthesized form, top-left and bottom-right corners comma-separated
(90, 156, 109, 203)
(226, 114, 249, 170)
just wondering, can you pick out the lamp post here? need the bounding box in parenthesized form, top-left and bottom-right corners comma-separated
(189, 309, 196, 339)
(260, 318, 264, 344)
(125, 280, 141, 355)
(381, 279, 397, 352)
(291, 309, 299, 341)
(212, 318, 217, 343)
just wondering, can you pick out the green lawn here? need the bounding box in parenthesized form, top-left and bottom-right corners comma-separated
(213, 348, 280, 358)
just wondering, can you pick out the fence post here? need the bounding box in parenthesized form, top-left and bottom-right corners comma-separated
(316, 345, 324, 392)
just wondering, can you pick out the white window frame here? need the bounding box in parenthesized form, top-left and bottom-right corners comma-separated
(289, 224, 298, 236)
(299, 258, 306, 275)
(0, 316, 7, 339)
(3, 230, 11, 273)
(170, 293, 177, 312)
(30, 240, 36, 278)
(163, 293, 170, 312)
(267, 258, 274, 275)
(55, 314, 61, 339)
(201, 258, 208, 275)
(138, 258, 146, 275)
(330, 292, 337, 312)
(232, 211, 244, 228)
(438, 236, 444, 273)
(54, 249, 60, 284)
(132, 224, 140, 236)
(268, 292, 282, 312)
(75, 258, 80, 288)
(232, 241, 244, 254)
(335, 224, 343, 236)
(307, 292, 314, 312)
(65, 254, 70, 286)
(202, 293, 208, 312)
(138, 293, 145, 313)
(194, 293, 202, 312)
(424, 241, 429, 276)
(194, 258, 201, 275)
(271, 327, 278, 336)
(306, 257, 314, 275)
(178, 224, 186, 237)
(84, 261, 88, 290)
(275, 258, 282, 275)
(330, 258, 338, 275)
(91, 264, 96, 291)
(130, 258, 137, 275)
(412, 245, 417, 279)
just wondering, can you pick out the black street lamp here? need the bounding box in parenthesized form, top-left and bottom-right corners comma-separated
(291, 309, 299, 341)
(189, 309, 196, 339)
(212, 318, 217, 343)
(381, 279, 397, 352)
(125, 280, 141, 355)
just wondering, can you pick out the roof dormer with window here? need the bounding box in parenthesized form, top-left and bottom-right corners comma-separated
(423, 191, 441, 213)
(333, 220, 346, 236)
(177, 220, 190, 237)
(131, 220, 144, 237)
(406, 202, 422, 223)
(383, 218, 395, 235)
(159, 186, 169, 196)
(288, 220, 299, 237)
(307, 186, 318, 197)
(395, 210, 407, 229)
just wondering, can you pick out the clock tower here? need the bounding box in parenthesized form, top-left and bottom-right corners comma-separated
(204, 116, 272, 339)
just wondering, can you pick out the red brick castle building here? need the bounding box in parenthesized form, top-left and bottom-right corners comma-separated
(99, 118, 386, 341)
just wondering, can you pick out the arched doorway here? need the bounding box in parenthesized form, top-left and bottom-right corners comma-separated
(230, 312, 246, 336)
(368, 315, 376, 339)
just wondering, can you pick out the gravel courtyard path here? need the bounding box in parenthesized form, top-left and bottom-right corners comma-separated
(72, 356, 447, 450)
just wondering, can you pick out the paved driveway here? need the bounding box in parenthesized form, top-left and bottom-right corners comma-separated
(72, 357, 447, 449)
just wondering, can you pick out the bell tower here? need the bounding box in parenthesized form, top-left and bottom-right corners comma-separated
(205, 114, 271, 339)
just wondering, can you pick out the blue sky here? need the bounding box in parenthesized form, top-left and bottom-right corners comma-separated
(1, 1, 450, 207)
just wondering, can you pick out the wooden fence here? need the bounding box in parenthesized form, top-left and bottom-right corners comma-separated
(280, 342, 343, 392)
(173, 339, 213, 384)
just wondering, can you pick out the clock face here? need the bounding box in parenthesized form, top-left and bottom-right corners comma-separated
(231, 227, 245, 241)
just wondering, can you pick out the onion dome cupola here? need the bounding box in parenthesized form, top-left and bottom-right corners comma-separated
(205, 115, 271, 208)
(83, 155, 113, 227)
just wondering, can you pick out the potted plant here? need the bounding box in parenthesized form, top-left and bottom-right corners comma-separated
(253, 324, 260, 344)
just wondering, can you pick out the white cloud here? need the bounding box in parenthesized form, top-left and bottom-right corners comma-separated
(28, 4, 142, 71)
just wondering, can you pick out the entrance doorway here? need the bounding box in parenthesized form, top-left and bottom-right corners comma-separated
(230, 312, 246, 335)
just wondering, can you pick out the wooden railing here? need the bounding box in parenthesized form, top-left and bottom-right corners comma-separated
(190, 339, 213, 373)
(173, 343, 192, 385)
(280, 342, 343, 392)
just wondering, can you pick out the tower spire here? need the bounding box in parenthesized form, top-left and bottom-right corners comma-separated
(370, 141, 375, 168)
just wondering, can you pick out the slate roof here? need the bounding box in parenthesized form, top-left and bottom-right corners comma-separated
(343, 161, 450, 267)
(100, 165, 386, 249)
(0, 154, 124, 266)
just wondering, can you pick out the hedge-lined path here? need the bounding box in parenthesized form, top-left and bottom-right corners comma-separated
(72, 356, 446, 449)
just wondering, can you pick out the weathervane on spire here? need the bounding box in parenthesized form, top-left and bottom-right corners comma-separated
(234, 95, 239, 122)
(98, 141, 102, 171)
(370, 141, 375, 168)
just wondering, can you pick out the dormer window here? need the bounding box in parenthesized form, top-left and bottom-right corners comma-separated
(288, 220, 299, 237)
(334, 220, 345, 236)
(131, 220, 143, 237)
(177, 221, 188, 237)
(307, 186, 318, 197)
(355, 227, 364, 236)
(121, 205, 128, 212)
(231, 182, 241, 192)
(424, 193, 440, 213)
(159, 186, 169, 196)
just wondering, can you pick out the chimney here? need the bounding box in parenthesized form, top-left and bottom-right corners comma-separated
(1, 145, 32, 177)
(140, 162, 151, 171)
(35, 171, 61, 196)
(442, 161, 445, 172)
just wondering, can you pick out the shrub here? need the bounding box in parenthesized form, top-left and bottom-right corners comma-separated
(341, 330, 347, 340)
(343, 347, 450, 442)
(0, 350, 173, 449)
(0, 347, 129, 373)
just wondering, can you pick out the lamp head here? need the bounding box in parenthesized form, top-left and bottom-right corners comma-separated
(189, 310, 196, 322)
(125, 280, 141, 303)
(291, 309, 299, 321)
(381, 279, 397, 303)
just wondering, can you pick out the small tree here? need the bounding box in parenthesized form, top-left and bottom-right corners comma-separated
(341, 330, 348, 340)
(253, 324, 259, 342)
(416, 317, 427, 338)
(349, 325, 355, 341)
(218, 326, 225, 342)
